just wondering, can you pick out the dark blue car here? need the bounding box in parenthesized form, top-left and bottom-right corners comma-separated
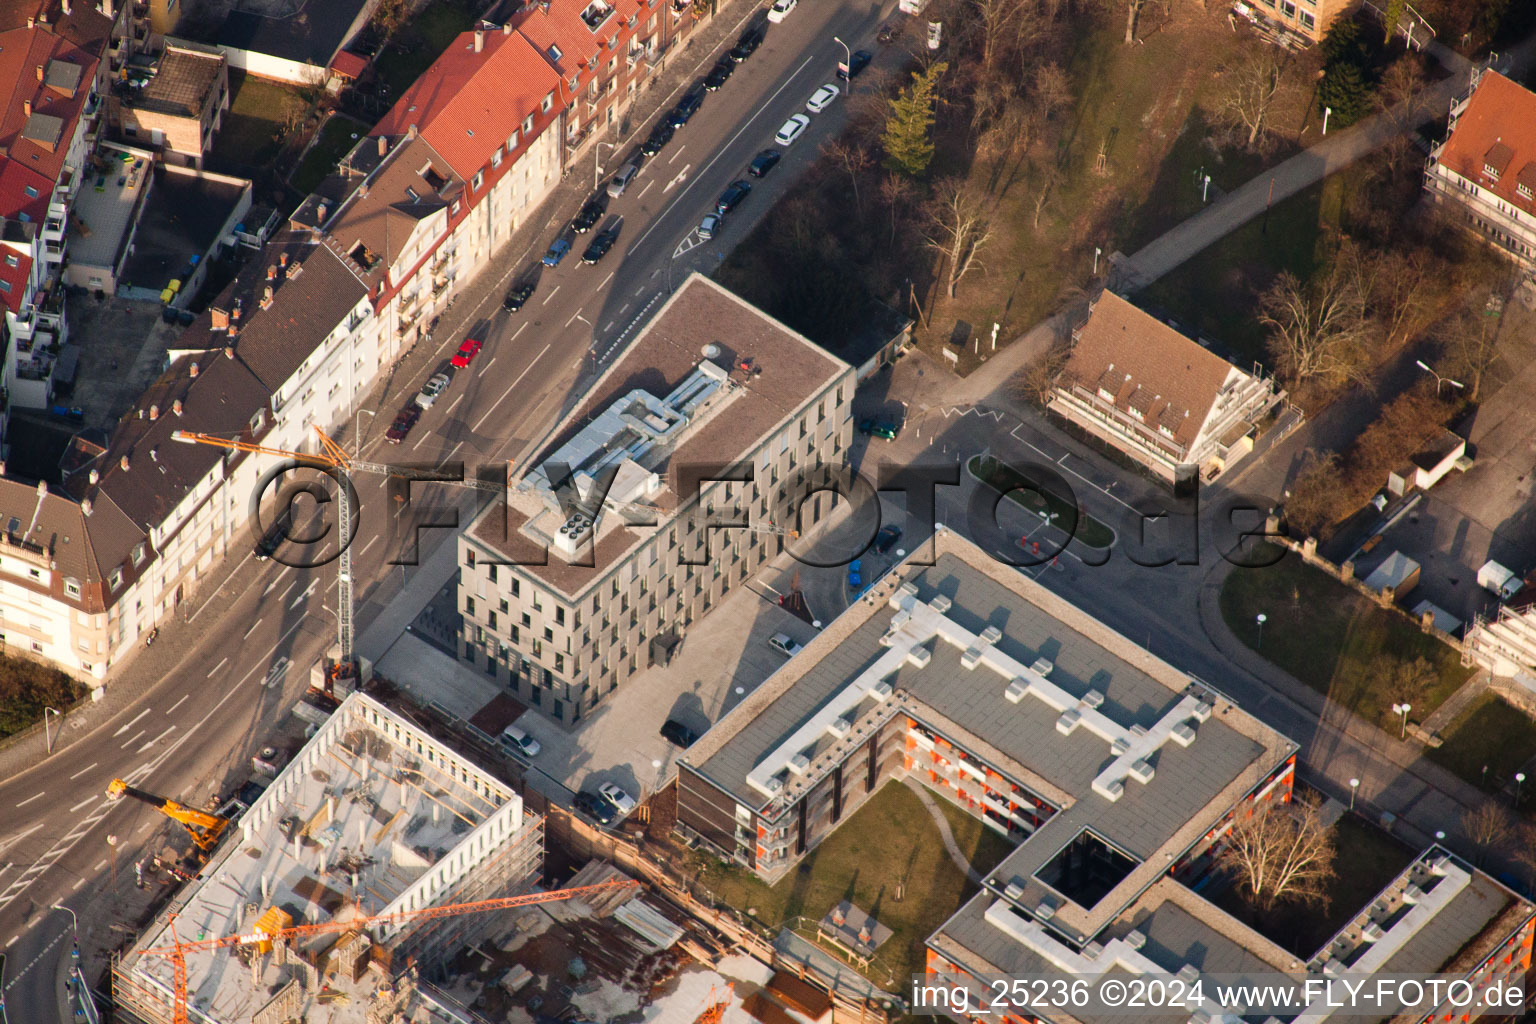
(848, 559, 862, 589)
(542, 237, 571, 266)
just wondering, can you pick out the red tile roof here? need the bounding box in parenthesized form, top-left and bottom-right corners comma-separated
(329, 49, 369, 79)
(0, 246, 31, 315)
(372, 26, 562, 180)
(1438, 71, 1536, 215)
(512, 0, 604, 79)
(0, 26, 96, 186)
(0, 155, 52, 222)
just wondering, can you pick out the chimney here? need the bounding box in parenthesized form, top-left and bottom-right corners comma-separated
(407, 123, 418, 140)
(224, 345, 235, 359)
(62, 0, 71, 14)
(35, 65, 44, 83)
(189, 361, 199, 378)
(148, 404, 159, 421)
(172, 399, 184, 417)
(475, 28, 484, 52)
(279, 252, 290, 275)
(37, 481, 47, 498)
(81, 497, 92, 516)
(317, 201, 328, 221)
(266, 264, 277, 281)
(150, 447, 158, 462)
(23, 100, 31, 118)
(377, 135, 386, 158)
(88, 469, 99, 485)
(211, 307, 229, 330)
(120, 455, 130, 471)
(260, 284, 274, 309)
(503, 21, 511, 34)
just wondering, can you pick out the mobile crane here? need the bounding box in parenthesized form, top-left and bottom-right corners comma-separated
(135, 877, 640, 1024)
(105, 779, 230, 852)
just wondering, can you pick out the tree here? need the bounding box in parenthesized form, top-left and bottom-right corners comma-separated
(925, 178, 993, 298)
(1258, 266, 1373, 391)
(881, 63, 947, 178)
(1124, 0, 1146, 43)
(1440, 302, 1499, 401)
(373, 0, 410, 39)
(1217, 48, 1287, 151)
(1384, 657, 1436, 709)
(822, 138, 871, 213)
(879, 172, 916, 245)
(1460, 800, 1513, 866)
(1381, 0, 1407, 43)
(1284, 452, 1345, 537)
(1013, 342, 1071, 407)
(1317, 20, 1376, 127)
(1512, 824, 1536, 893)
(1219, 797, 1337, 911)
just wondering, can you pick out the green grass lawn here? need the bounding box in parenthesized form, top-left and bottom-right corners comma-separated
(1220, 546, 1472, 728)
(374, 3, 478, 99)
(291, 115, 369, 195)
(969, 456, 1116, 549)
(1427, 694, 1536, 794)
(209, 71, 308, 174)
(687, 781, 1014, 985)
(1210, 812, 1414, 956)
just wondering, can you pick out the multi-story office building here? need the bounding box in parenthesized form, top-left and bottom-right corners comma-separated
(458, 274, 855, 723)
(1425, 69, 1536, 276)
(1049, 292, 1283, 486)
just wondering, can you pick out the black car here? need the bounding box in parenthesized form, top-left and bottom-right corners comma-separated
(704, 57, 734, 90)
(641, 121, 674, 156)
(582, 226, 619, 264)
(254, 512, 293, 560)
(573, 790, 616, 826)
(572, 198, 604, 233)
(730, 24, 764, 61)
(661, 718, 700, 748)
(874, 524, 903, 554)
(667, 84, 706, 128)
(837, 49, 873, 80)
(747, 149, 781, 178)
(715, 179, 752, 215)
(502, 281, 535, 311)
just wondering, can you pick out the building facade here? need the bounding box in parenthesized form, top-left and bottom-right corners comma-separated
(458, 275, 855, 724)
(1049, 292, 1283, 486)
(1425, 69, 1536, 277)
(1242, 0, 1357, 43)
(111, 38, 229, 167)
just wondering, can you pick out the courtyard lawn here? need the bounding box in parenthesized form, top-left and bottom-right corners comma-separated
(209, 72, 308, 175)
(291, 115, 370, 195)
(969, 456, 1117, 549)
(1220, 546, 1472, 728)
(1427, 693, 1536, 795)
(688, 781, 1014, 985)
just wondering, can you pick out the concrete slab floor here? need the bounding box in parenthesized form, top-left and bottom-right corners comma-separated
(64, 292, 182, 431)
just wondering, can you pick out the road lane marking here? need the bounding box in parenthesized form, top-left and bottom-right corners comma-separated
(669, 144, 686, 164)
(636, 285, 646, 296)
(15, 793, 44, 808)
(68, 763, 98, 780)
(473, 344, 552, 433)
(144, 726, 176, 749)
(165, 694, 188, 715)
(243, 619, 262, 639)
(120, 729, 145, 749)
(411, 426, 432, 450)
(512, 322, 528, 340)
(484, 356, 497, 370)
(360, 535, 379, 556)
(289, 579, 318, 609)
(71, 878, 84, 890)
(206, 656, 228, 677)
(68, 796, 98, 813)
(112, 708, 151, 737)
(663, 164, 691, 192)
(279, 579, 299, 603)
(599, 270, 614, 290)
(565, 308, 585, 328)
(638, 180, 654, 199)
(542, 284, 561, 305)
(94, 860, 106, 871)
(447, 393, 464, 413)
(262, 566, 292, 596)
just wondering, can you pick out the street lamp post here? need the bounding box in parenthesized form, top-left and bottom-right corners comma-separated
(43, 706, 62, 755)
(1322, 106, 1332, 135)
(833, 35, 851, 82)
(594, 141, 616, 192)
(1349, 777, 1360, 811)
(1092, 247, 1101, 275)
(1414, 360, 1465, 397)
(354, 408, 377, 460)
(1392, 702, 1412, 740)
(1255, 613, 1267, 649)
(1516, 771, 1526, 808)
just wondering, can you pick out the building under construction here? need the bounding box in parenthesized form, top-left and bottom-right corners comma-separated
(113, 693, 545, 1024)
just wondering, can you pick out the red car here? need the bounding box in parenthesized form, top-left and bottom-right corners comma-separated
(451, 336, 483, 368)
(385, 406, 421, 444)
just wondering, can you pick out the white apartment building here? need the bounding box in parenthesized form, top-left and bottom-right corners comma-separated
(1049, 292, 1283, 486)
(1424, 68, 1536, 275)
(458, 275, 856, 724)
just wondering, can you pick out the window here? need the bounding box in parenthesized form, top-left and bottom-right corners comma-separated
(0, 280, 10, 294)
(23, 184, 40, 198)
(3, 254, 16, 267)
(109, 568, 123, 591)
(1484, 163, 1501, 181)
(465, 597, 476, 615)
(64, 578, 81, 598)
(548, 44, 563, 62)
(506, 129, 519, 150)
(542, 91, 555, 112)
(472, 170, 484, 191)
(491, 148, 502, 168)
(523, 114, 535, 134)
(1279, 0, 1295, 13)
(1520, 183, 1534, 200)
(1299, 9, 1314, 26)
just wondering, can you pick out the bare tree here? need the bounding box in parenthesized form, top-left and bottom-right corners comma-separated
(1357, 248, 1436, 350)
(1440, 303, 1499, 401)
(925, 178, 994, 298)
(1258, 267, 1373, 391)
(974, 0, 1027, 72)
(1216, 48, 1288, 151)
(822, 138, 871, 213)
(1383, 657, 1436, 709)
(879, 172, 915, 246)
(1030, 164, 1058, 229)
(1284, 452, 1345, 538)
(1461, 800, 1513, 867)
(1124, 0, 1146, 43)
(1013, 342, 1071, 406)
(1219, 797, 1337, 911)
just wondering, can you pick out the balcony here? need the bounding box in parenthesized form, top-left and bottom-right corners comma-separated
(580, 0, 614, 28)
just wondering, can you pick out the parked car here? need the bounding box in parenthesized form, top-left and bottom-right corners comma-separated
(730, 24, 764, 61)
(641, 121, 675, 155)
(857, 417, 899, 440)
(582, 226, 620, 264)
(848, 559, 862, 589)
(768, 632, 804, 657)
(606, 162, 639, 198)
(660, 718, 699, 748)
(450, 335, 484, 368)
(503, 280, 535, 311)
(874, 525, 903, 554)
(747, 149, 781, 178)
(766, 0, 796, 22)
(774, 113, 809, 146)
(716, 179, 752, 215)
(572, 198, 605, 232)
(498, 724, 541, 758)
(805, 83, 840, 113)
(704, 57, 734, 90)
(415, 372, 450, 409)
(667, 84, 706, 127)
(837, 49, 873, 80)
(542, 237, 572, 266)
(597, 782, 637, 817)
(698, 212, 722, 240)
(573, 790, 616, 826)
(254, 511, 292, 561)
(384, 406, 420, 444)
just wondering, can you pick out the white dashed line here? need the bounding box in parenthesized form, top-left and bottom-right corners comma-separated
(206, 656, 228, 677)
(165, 694, 188, 715)
(112, 708, 151, 737)
(243, 619, 262, 639)
(15, 793, 45, 808)
(542, 284, 562, 305)
(68, 796, 98, 813)
(68, 762, 98, 780)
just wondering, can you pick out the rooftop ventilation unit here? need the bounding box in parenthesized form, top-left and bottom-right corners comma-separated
(1124, 929, 1146, 950)
(826, 715, 853, 739)
(928, 595, 952, 613)
(1096, 778, 1125, 801)
(1111, 736, 1131, 755)
(552, 513, 596, 560)
(961, 646, 983, 669)
(1193, 701, 1215, 722)
(1128, 759, 1155, 784)
(871, 679, 894, 701)
(979, 625, 1003, 646)
(1402, 883, 1424, 904)
(1170, 721, 1197, 746)
(1003, 879, 1026, 901)
(1080, 689, 1104, 709)
(1083, 941, 1105, 960)
(1005, 678, 1030, 704)
(896, 581, 919, 601)
(787, 753, 811, 775)
(1031, 657, 1054, 677)
(1035, 898, 1057, 921)
(906, 645, 932, 669)
(1130, 724, 1149, 738)
(1176, 965, 1200, 986)
(1429, 853, 1452, 875)
(1056, 709, 1082, 735)
(1361, 921, 1384, 942)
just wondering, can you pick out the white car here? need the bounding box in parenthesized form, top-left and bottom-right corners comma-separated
(499, 724, 541, 758)
(775, 114, 810, 147)
(415, 372, 450, 409)
(766, 0, 796, 22)
(598, 782, 637, 816)
(805, 83, 840, 114)
(768, 632, 804, 657)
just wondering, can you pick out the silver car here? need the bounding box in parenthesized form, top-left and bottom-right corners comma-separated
(415, 372, 450, 409)
(768, 632, 804, 657)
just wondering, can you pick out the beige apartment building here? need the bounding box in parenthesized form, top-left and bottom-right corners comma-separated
(112, 38, 228, 167)
(1242, 0, 1356, 42)
(458, 275, 855, 724)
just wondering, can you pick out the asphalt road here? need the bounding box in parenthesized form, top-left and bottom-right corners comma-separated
(0, 1, 896, 1018)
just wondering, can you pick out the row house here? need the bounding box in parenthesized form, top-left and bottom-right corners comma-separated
(458, 275, 855, 723)
(1049, 291, 1284, 487)
(1425, 69, 1536, 277)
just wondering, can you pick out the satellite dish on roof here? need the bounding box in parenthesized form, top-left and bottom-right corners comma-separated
(702, 343, 721, 359)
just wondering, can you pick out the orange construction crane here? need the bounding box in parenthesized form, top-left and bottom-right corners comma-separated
(694, 981, 734, 1024)
(105, 779, 229, 852)
(137, 877, 639, 1024)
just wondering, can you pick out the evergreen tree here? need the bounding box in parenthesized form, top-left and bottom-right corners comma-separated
(881, 62, 947, 178)
(1317, 19, 1376, 127)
